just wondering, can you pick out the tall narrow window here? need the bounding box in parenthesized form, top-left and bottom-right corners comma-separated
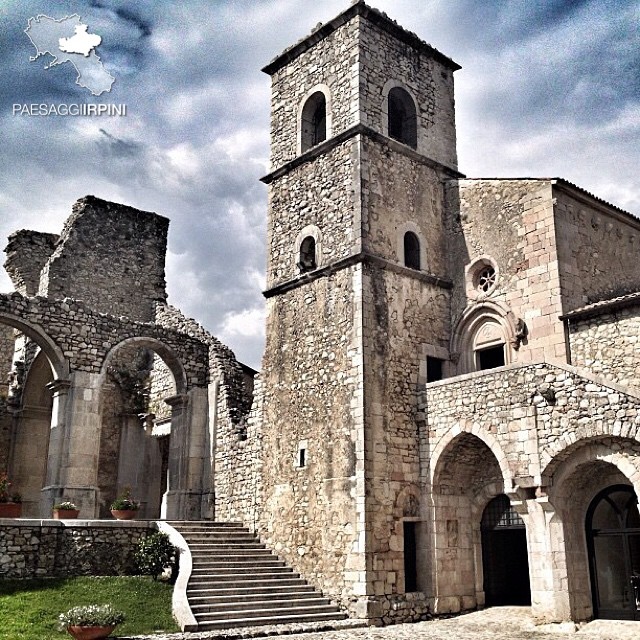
(298, 236, 316, 272)
(301, 92, 327, 152)
(388, 87, 417, 149)
(404, 231, 420, 270)
(403, 521, 418, 592)
(426, 356, 443, 382)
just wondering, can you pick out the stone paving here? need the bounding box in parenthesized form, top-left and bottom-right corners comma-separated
(124, 608, 640, 640)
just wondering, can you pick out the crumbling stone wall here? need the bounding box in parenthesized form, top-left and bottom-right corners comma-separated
(38, 196, 168, 322)
(0, 520, 154, 578)
(3, 230, 58, 296)
(0, 325, 14, 471)
(553, 186, 640, 310)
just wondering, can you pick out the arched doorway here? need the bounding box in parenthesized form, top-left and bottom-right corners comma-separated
(481, 494, 531, 606)
(587, 485, 640, 620)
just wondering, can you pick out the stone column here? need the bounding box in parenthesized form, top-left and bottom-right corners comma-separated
(40, 379, 71, 515)
(45, 371, 102, 517)
(162, 388, 210, 520)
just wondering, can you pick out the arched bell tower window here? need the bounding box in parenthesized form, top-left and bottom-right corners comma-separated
(403, 231, 420, 270)
(298, 236, 317, 272)
(301, 92, 327, 152)
(388, 87, 417, 149)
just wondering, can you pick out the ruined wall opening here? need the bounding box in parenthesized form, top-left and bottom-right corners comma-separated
(0, 314, 67, 517)
(388, 86, 417, 149)
(300, 91, 327, 152)
(98, 339, 182, 519)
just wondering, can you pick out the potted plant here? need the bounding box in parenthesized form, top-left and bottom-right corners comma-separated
(110, 487, 139, 520)
(0, 472, 22, 518)
(53, 500, 80, 519)
(58, 604, 125, 640)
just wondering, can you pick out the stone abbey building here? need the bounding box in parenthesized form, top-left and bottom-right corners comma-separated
(2, 0, 640, 628)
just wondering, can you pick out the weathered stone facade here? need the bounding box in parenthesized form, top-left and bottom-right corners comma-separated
(3, 0, 640, 632)
(219, 0, 640, 628)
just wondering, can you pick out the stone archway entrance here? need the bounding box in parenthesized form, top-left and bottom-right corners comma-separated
(481, 494, 531, 606)
(587, 484, 640, 620)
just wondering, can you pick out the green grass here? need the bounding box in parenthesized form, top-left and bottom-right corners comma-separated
(0, 576, 180, 639)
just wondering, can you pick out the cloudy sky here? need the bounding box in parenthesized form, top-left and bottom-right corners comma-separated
(1, 0, 638, 369)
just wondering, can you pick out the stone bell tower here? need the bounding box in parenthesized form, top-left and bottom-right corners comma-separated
(257, 0, 461, 622)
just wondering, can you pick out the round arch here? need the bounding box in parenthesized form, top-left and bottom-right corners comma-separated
(297, 84, 332, 155)
(100, 336, 188, 395)
(381, 79, 419, 149)
(0, 311, 68, 379)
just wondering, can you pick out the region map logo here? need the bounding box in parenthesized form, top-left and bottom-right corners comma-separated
(25, 14, 114, 96)
(13, 13, 126, 117)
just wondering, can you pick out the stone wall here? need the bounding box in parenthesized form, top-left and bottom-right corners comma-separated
(3, 230, 58, 297)
(0, 520, 155, 579)
(567, 304, 640, 393)
(266, 140, 358, 287)
(38, 196, 168, 322)
(0, 324, 14, 471)
(363, 138, 448, 277)
(266, 17, 358, 169)
(554, 185, 640, 311)
(359, 16, 457, 170)
(447, 179, 566, 368)
(255, 267, 362, 609)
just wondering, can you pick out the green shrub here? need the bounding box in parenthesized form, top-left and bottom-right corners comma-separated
(134, 532, 176, 580)
(58, 604, 125, 630)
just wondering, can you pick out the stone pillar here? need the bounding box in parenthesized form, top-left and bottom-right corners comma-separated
(164, 392, 208, 520)
(40, 379, 71, 516)
(43, 372, 102, 517)
(519, 495, 571, 623)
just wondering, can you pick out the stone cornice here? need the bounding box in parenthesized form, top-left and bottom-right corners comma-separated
(263, 252, 452, 298)
(262, 1, 460, 76)
(261, 123, 463, 185)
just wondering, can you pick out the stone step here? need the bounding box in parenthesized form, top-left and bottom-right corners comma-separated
(191, 565, 292, 576)
(188, 577, 307, 590)
(193, 612, 347, 631)
(192, 559, 286, 569)
(181, 531, 258, 540)
(191, 547, 273, 557)
(187, 583, 315, 598)
(187, 542, 266, 549)
(189, 570, 298, 584)
(188, 590, 319, 605)
(166, 521, 245, 528)
(191, 598, 334, 615)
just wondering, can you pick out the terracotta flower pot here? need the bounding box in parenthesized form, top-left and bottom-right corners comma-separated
(53, 509, 80, 520)
(66, 624, 116, 640)
(111, 509, 137, 520)
(0, 502, 22, 518)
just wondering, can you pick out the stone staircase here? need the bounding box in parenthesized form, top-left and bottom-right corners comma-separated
(167, 521, 347, 631)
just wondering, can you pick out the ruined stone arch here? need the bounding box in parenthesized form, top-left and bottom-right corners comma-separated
(0, 310, 68, 379)
(100, 336, 187, 395)
(451, 300, 521, 374)
(298, 85, 332, 154)
(430, 423, 513, 491)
